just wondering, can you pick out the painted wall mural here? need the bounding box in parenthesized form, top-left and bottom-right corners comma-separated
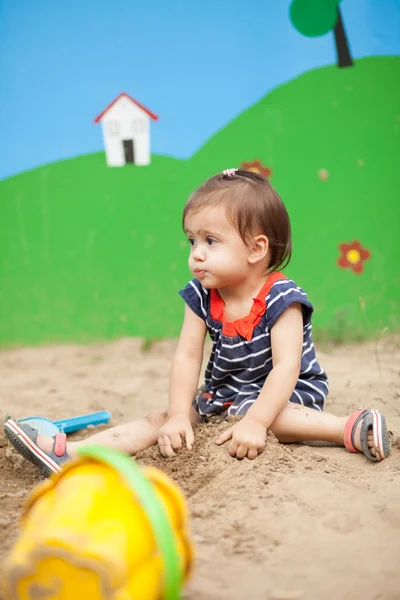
(94, 93, 159, 167)
(337, 241, 371, 275)
(0, 0, 399, 347)
(290, 0, 354, 68)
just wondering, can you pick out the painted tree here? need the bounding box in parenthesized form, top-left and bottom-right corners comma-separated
(290, 0, 353, 68)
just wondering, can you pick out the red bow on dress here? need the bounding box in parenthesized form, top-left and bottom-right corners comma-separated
(210, 272, 287, 341)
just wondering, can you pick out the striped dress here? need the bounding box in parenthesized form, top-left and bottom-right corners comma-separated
(179, 272, 328, 417)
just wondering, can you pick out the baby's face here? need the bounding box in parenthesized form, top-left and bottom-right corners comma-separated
(184, 206, 252, 289)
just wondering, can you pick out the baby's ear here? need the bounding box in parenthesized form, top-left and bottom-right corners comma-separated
(248, 235, 269, 264)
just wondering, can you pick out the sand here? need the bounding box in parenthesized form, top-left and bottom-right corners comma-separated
(0, 336, 399, 600)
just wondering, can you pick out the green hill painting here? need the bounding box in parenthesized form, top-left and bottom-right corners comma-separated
(0, 56, 399, 346)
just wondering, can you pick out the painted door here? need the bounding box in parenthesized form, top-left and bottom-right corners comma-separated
(123, 139, 134, 164)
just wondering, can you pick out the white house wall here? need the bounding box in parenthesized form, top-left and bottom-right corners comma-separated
(101, 96, 151, 166)
(101, 121, 125, 166)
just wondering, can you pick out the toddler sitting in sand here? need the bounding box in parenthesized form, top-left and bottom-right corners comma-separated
(5, 169, 391, 474)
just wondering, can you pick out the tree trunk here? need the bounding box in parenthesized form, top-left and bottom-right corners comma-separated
(333, 5, 353, 68)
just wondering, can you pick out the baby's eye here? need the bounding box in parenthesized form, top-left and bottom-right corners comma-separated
(207, 237, 217, 245)
(188, 238, 196, 246)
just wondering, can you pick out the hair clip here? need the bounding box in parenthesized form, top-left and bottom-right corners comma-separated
(222, 168, 238, 178)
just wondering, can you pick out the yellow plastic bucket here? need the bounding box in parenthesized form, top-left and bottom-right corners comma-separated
(1, 445, 194, 600)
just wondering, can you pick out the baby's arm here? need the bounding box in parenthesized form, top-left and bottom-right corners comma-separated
(169, 304, 206, 417)
(158, 305, 206, 456)
(246, 303, 303, 428)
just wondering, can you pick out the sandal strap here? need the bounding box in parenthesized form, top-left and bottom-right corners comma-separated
(345, 408, 390, 462)
(54, 433, 67, 457)
(370, 409, 384, 455)
(343, 408, 367, 453)
(366, 410, 390, 461)
(359, 412, 379, 462)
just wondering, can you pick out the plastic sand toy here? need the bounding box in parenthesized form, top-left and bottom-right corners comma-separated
(1, 446, 193, 600)
(16, 410, 112, 436)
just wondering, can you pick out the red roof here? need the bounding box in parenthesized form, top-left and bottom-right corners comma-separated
(94, 93, 159, 123)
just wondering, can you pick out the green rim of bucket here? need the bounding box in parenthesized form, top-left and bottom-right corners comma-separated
(76, 445, 182, 600)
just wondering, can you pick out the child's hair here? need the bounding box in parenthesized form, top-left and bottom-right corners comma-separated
(182, 169, 292, 272)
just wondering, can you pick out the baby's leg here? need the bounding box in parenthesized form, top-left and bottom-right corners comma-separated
(36, 407, 200, 458)
(269, 404, 345, 443)
(269, 403, 375, 454)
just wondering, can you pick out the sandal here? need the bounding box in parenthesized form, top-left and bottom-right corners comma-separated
(4, 417, 70, 476)
(344, 408, 391, 462)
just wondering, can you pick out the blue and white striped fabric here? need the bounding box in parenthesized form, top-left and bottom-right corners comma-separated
(179, 277, 328, 417)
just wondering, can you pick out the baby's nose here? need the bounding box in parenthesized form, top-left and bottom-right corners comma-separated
(192, 246, 206, 261)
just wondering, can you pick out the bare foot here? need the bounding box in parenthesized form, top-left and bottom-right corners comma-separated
(352, 420, 377, 458)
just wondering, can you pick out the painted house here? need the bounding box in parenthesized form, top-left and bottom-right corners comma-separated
(94, 93, 158, 167)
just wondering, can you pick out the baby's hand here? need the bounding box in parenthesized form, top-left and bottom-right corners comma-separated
(216, 416, 266, 460)
(158, 415, 194, 458)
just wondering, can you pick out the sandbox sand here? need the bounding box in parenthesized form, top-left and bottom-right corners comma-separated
(0, 337, 399, 599)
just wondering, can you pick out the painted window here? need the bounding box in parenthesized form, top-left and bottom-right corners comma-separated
(108, 121, 120, 136)
(132, 119, 147, 134)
